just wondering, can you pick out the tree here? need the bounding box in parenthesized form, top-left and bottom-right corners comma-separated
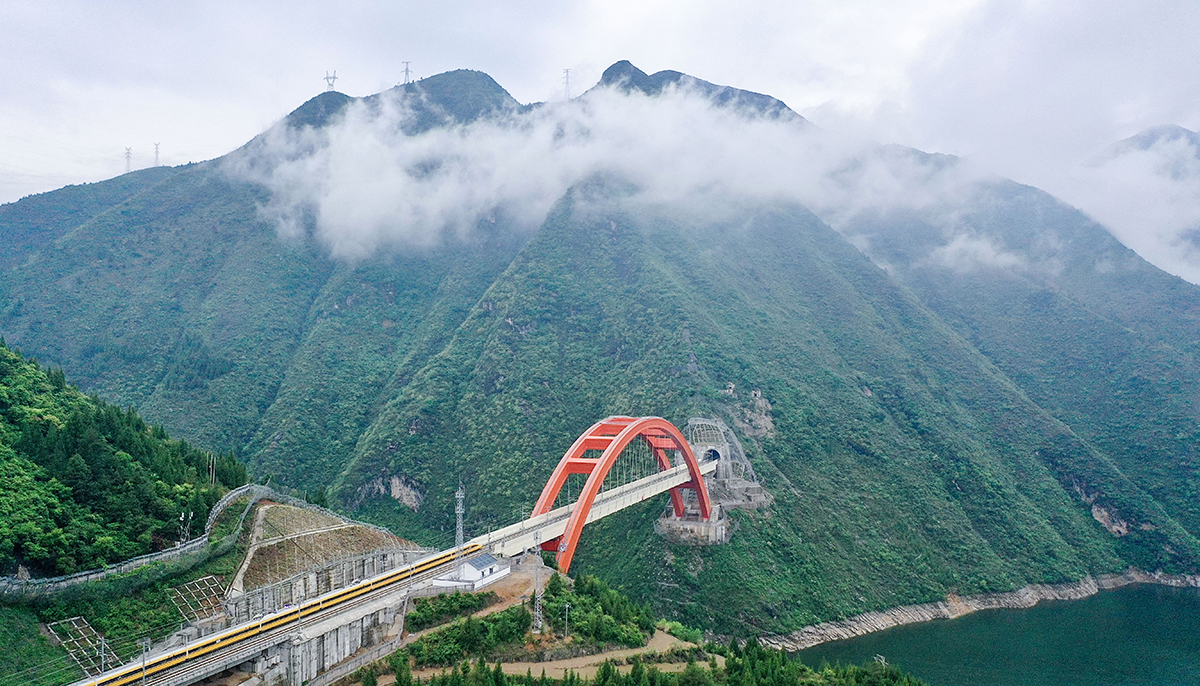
(391, 652, 413, 686)
(546, 572, 565, 597)
(678, 661, 713, 686)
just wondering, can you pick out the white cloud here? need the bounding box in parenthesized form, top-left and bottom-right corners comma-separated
(1055, 131, 1200, 283)
(925, 233, 1029, 273)
(229, 82, 998, 261)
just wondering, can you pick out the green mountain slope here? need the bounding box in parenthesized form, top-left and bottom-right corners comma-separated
(0, 70, 528, 485)
(333, 181, 1196, 632)
(0, 166, 179, 271)
(1, 64, 1198, 637)
(839, 169, 1200, 553)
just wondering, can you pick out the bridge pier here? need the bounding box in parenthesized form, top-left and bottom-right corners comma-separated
(655, 502, 731, 544)
(283, 595, 405, 685)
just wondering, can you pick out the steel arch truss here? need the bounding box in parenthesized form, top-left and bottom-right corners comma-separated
(533, 416, 712, 572)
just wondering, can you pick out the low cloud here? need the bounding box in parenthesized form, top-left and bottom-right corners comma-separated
(925, 233, 1029, 274)
(1053, 129, 1200, 284)
(227, 82, 993, 263)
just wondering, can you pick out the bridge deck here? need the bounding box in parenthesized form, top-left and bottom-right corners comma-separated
(470, 459, 716, 557)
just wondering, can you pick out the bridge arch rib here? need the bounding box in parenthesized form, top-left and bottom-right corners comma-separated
(533, 416, 712, 572)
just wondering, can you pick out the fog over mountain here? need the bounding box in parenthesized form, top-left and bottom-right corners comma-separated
(228, 63, 1001, 273)
(1043, 125, 1200, 284)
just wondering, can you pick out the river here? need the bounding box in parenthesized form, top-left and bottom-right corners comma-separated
(793, 584, 1200, 686)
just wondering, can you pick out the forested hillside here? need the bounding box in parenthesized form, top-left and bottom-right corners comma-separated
(335, 182, 1196, 633)
(1, 63, 1198, 635)
(0, 341, 244, 577)
(836, 169, 1200, 558)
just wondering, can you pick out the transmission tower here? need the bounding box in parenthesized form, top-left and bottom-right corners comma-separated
(563, 69, 572, 100)
(324, 71, 338, 91)
(124, 148, 132, 173)
(532, 531, 544, 633)
(454, 482, 465, 578)
(402, 61, 412, 84)
(154, 143, 160, 167)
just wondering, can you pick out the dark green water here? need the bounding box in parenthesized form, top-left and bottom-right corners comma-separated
(794, 584, 1200, 686)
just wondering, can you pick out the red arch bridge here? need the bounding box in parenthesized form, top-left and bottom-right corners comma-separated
(470, 415, 716, 572)
(67, 416, 718, 686)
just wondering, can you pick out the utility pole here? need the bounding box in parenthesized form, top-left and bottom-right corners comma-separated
(454, 482, 465, 578)
(124, 148, 132, 173)
(139, 637, 151, 685)
(563, 69, 572, 100)
(324, 71, 338, 91)
(402, 61, 412, 84)
(154, 143, 159, 167)
(99, 637, 108, 673)
(563, 602, 570, 638)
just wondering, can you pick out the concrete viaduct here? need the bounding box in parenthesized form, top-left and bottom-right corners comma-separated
(70, 416, 724, 686)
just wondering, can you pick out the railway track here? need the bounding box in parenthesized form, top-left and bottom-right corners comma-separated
(75, 544, 481, 686)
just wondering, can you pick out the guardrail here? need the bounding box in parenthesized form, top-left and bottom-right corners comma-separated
(0, 483, 402, 600)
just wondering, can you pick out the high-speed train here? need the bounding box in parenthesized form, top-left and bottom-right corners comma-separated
(84, 543, 483, 686)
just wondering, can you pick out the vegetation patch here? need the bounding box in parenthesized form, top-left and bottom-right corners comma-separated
(655, 621, 702, 644)
(0, 341, 246, 578)
(407, 591, 500, 632)
(0, 605, 81, 686)
(541, 574, 656, 649)
(355, 640, 924, 686)
(408, 605, 533, 667)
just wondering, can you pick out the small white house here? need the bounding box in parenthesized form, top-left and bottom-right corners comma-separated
(460, 553, 510, 589)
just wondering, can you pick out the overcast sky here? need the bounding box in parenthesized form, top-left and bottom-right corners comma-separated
(3, 1, 1199, 215)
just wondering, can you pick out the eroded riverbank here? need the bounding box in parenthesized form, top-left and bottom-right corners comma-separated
(762, 569, 1200, 651)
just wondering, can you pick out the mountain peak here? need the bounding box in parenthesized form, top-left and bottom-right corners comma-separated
(1115, 124, 1200, 153)
(598, 60, 653, 90)
(278, 69, 521, 137)
(592, 60, 804, 123)
(285, 91, 354, 130)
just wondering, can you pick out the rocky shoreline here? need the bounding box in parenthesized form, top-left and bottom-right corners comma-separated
(762, 569, 1200, 652)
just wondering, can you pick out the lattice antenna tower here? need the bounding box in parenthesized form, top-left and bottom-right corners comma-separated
(154, 143, 160, 167)
(324, 70, 338, 91)
(124, 148, 132, 173)
(454, 481, 465, 577)
(563, 69, 572, 100)
(532, 530, 544, 633)
(402, 61, 412, 84)
(177, 510, 193, 544)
